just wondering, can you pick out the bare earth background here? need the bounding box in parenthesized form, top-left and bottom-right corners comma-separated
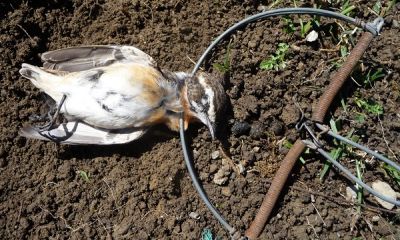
(0, 0, 399, 239)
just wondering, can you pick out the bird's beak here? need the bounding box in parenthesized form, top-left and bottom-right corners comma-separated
(205, 116, 216, 140)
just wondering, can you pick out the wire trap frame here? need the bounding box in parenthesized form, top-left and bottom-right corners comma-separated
(179, 7, 391, 240)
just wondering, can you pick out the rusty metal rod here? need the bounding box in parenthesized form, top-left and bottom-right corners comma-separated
(245, 139, 306, 239)
(312, 32, 375, 122)
(244, 31, 377, 239)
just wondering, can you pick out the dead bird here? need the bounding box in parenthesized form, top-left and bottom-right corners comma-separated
(19, 45, 226, 144)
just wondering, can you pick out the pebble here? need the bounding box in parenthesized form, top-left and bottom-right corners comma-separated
(188, 212, 200, 220)
(392, 20, 399, 28)
(252, 146, 260, 153)
(213, 166, 231, 185)
(209, 164, 218, 174)
(371, 180, 398, 210)
(211, 150, 220, 160)
(371, 215, 380, 223)
(345, 186, 357, 202)
(213, 175, 228, 185)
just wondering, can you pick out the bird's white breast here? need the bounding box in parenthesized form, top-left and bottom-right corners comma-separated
(59, 63, 166, 129)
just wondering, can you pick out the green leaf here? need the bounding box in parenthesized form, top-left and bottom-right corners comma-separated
(77, 170, 90, 182)
(372, 1, 382, 14)
(382, 163, 400, 187)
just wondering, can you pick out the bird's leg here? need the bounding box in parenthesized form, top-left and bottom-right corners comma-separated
(36, 94, 67, 131)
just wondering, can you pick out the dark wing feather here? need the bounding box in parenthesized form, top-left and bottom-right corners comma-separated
(41, 45, 156, 72)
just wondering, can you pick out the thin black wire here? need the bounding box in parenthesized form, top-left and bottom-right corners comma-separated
(179, 115, 236, 234)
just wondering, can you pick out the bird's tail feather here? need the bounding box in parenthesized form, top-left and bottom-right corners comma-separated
(19, 122, 147, 145)
(19, 63, 63, 101)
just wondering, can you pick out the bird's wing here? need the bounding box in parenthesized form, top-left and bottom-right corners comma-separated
(41, 45, 157, 72)
(19, 122, 147, 145)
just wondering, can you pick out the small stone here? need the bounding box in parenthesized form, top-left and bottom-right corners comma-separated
(305, 30, 318, 42)
(276, 213, 282, 219)
(371, 180, 398, 210)
(211, 150, 220, 160)
(188, 212, 200, 220)
(346, 186, 357, 202)
(392, 20, 399, 28)
(213, 165, 231, 185)
(257, 5, 267, 11)
(213, 175, 228, 185)
(237, 163, 245, 174)
(252, 146, 260, 153)
(371, 215, 380, 223)
(193, 149, 200, 159)
(199, 172, 209, 181)
(221, 187, 232, 197)
(209, 164, 218, 174)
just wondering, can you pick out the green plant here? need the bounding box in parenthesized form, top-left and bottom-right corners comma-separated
(283, 16, 296, 34)
(320, 118, 361, 181)
(372, 0, 398, 17)
(260, 43, 290, 71)
(382, 163, 400, 187)
(213, 40, 232, 74)
(340, 0, 356, 16)
(355, 158, 364, 213)
(320, 118, 345, 181)
(363, 68, 385, 86)
(299, 19, 313, 38)
(354, 98, 383, 116)
(77, 170, 90, 182)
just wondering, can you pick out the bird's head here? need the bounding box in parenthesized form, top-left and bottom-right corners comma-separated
(185, 72, 226, 140)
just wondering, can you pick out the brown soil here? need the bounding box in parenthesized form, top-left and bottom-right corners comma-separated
(1, 0, 399, 239)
